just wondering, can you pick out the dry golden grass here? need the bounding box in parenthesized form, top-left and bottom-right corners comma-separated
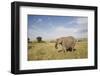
(28, 41, 88, 61)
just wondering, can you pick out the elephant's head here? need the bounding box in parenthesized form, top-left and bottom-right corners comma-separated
(55, 38, 63, 49)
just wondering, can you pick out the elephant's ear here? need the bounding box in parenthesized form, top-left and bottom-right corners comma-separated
(58, 38, 63, 44)
(56, 39, 59, 42)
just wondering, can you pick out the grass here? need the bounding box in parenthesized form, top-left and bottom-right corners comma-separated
(28, 41, 88, 61)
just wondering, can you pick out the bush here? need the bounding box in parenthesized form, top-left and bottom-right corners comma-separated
(36, 36, 42, 42)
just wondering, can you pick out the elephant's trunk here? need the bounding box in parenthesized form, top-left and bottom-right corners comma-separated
(55, 43, 58, 49)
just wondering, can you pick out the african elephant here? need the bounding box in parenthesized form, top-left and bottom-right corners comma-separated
(55, 36, 76, 52)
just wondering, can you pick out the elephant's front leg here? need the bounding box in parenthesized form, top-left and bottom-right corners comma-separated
(57, 44, 63, 52)
(62, 45, 66, 53)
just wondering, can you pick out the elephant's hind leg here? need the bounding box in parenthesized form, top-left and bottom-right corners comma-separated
(66, 47, 72, 52)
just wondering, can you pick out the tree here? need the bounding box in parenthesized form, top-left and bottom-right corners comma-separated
(36, 36, 42, 42)
(28, 38, 30, 43)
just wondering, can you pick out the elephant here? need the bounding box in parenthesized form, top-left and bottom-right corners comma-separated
(55, 36, 76, 52)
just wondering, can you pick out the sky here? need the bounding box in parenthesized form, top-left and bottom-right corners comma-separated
(28, 15, 88, 40)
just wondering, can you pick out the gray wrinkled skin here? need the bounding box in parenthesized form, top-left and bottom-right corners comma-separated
(55, 36, 76, 52)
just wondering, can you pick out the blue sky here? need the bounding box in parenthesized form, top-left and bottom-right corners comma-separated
(28, 15, 88, 40)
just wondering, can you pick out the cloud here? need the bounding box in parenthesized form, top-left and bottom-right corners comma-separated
(53, 17, 88, 39)
(37, 18, 43, 22)
(54, 26, 77, 38)
(28, 25, 49, 40)
(28, 17, 88, 40)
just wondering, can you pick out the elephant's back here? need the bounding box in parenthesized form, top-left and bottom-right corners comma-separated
(62, 36, 76, 48)
(62, 36, 75, 42)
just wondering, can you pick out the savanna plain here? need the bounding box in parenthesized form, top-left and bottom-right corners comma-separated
(28, 39, 88, 61)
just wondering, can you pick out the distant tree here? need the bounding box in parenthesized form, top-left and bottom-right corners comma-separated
(36, 36, 42, 42)
(28, 38, 30, 43)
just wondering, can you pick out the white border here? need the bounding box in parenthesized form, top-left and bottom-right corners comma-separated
(20, 6, 95, 70)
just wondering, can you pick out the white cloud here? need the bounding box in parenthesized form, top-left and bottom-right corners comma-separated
(76, 17, 88, 24)
(28, 17, 88, 40)
(55, 26, 77, 32)
(38, 18, 42, 22)
(54, 26, 78, 38)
